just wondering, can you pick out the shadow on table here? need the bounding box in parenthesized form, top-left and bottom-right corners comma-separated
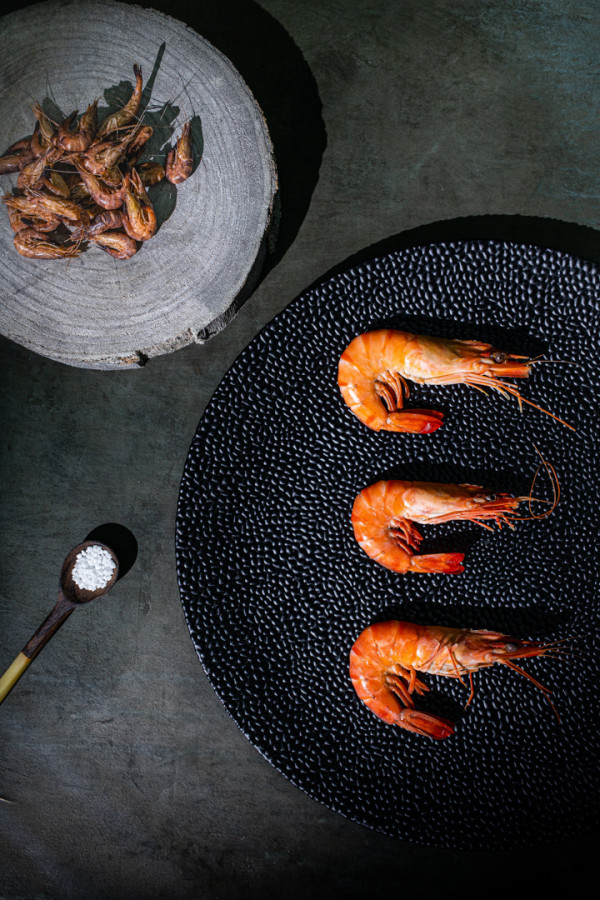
(85, 523, 138, 581)
(311, 214, 600, 289)
(140, 0, 326, 274)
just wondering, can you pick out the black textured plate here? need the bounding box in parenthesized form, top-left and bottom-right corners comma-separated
(176, 241, 600, 850)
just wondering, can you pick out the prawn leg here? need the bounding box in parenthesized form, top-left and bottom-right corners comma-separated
(374, 368, 444, 433)
(387, 515, 464, 574)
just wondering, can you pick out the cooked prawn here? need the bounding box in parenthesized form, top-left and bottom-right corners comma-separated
(121, 169, 156, 241)
(338, 329, 573, 433)
(42, 170, 70, 199)
(4, 193, 68, 230)
(13, 228, 80, 259)
(85, 209, 123, 237)
(80, 125, 139, 176)
(31, 104, 56, 155)
(1, 63, 196, 263)
(352, 471, 558, 574)
(0, 154, 23, 176)
(0, 144, 34, 175)
(5, 137, 33, 155)
(57, 100, 98, 152)
(96, 64, 143, 138)
(4, 199, 27, 233)
(72, 161, 126, 210)
(65, 175, 93, 205)
(165, 120, 193, 184)
(3, 192, 60, 233)
(17, 147, 60, 191)
(136, 161, 165, 187)
(88, 230, 139, 259)
(350, 620, 561, 739)
(24, 190, 90, 228)
(70, 208, 122, 243)
(125, 124, 154, 165)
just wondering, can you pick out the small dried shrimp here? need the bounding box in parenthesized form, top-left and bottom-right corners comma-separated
(1, 64, 195, 260)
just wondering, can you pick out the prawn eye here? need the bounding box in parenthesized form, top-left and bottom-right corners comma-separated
(485, 493, 497, 501)
(492, 351, 507, 364)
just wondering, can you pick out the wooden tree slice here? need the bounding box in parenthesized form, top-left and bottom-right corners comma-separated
(0, 0, 278, 368)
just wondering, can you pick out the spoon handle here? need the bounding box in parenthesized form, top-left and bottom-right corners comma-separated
(0, 653, 33, 704)
(0, 592, 76, 704)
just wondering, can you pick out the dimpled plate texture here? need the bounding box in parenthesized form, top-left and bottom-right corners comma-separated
(176, 240, 600, 850)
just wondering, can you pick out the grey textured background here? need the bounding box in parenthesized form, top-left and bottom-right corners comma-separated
(1, 1, 599, 897)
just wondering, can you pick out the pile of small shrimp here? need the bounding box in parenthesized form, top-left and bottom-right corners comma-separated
(0, 64, 193, 259)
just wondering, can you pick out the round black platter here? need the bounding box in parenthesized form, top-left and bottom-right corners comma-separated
(176, 240, 600, 851)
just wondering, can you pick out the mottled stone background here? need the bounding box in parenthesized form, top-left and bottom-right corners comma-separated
(1, 1, 599, 897)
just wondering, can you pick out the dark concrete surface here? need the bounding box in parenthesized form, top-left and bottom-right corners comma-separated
(1, 1, 599, 897)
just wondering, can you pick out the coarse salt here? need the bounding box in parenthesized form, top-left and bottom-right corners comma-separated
(71, 544, 116, 591)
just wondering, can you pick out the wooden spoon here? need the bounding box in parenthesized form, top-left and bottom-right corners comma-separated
(0, 541, 118, 704)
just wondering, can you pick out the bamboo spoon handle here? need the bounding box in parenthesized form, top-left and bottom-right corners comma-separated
(0, 592, 75, 704)
(0, 652, 32, 703)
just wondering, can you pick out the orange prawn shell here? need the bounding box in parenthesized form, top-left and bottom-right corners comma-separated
(349, 621, 442, 725)
(338, 330, 412, 430)
(351, 620, 555, 685)
(349, 620, 556, 732)
(353, 479, 488, 527)
(337, 328, 533, 433)
(350, 479, 524, 575)
(339, 329, 530, 390)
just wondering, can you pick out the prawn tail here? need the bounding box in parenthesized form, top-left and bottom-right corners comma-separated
(384, 409, 444, 434)
(395, 708, 455, 739)
(409, 552, 465, 574)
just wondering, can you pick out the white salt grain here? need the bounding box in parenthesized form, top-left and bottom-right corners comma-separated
(71, 544, 116, 591)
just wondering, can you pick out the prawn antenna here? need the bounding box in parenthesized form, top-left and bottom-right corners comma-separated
(498, 381, 575, 431)
(528, 356, 583, 369)
(462, 371, 575, 430)
(522, 444, 560, 521)
(501, 659, 561, 724)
